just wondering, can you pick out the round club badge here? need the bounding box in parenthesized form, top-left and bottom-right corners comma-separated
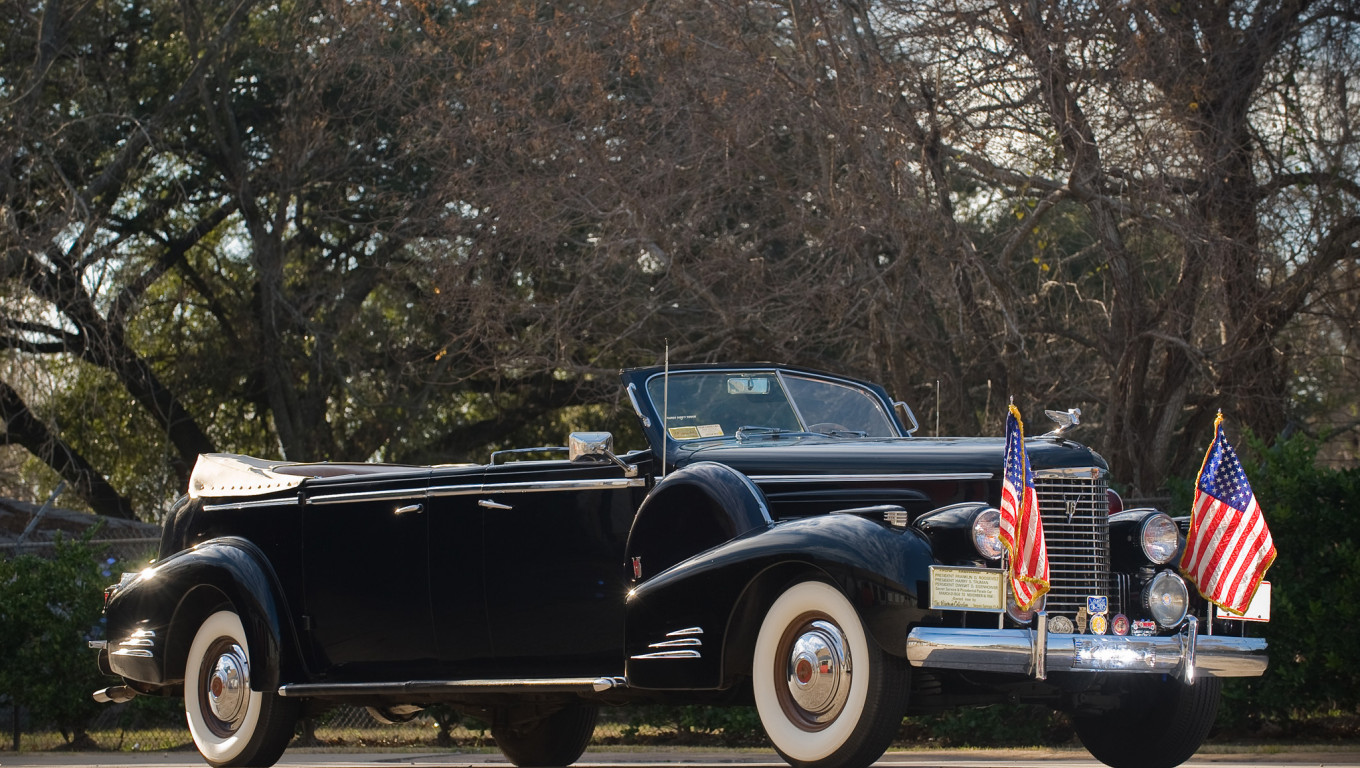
(1090, 613, 1108, 635)
(1112, 613, 1130, 636)
(1048, 615, 1075, 634)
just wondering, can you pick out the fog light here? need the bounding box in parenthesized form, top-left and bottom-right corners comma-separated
(1142, 571, 1189, 628)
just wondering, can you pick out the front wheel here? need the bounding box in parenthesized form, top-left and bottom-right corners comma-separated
(753, 580, 908, 768)
(184, 610, 298, 767)
(1072, 675, 1221, 768)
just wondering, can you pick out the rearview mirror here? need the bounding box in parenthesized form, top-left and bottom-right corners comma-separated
(727, 376, 773, 395)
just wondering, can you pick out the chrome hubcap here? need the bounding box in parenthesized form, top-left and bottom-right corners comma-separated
(784, 620, 851, 723)
(206, 643, 250, 727)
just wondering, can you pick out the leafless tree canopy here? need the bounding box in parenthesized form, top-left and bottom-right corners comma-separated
(2, 0, 1357, 515)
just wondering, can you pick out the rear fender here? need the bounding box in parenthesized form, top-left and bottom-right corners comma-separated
(625, 513, 935, 690)
(103, 537, 297, 692)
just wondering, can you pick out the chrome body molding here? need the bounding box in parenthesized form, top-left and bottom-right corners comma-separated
(278, 676, 624, 698)
(305, 488, 427, 506)
(647, 638, 701, 648)
(666, 627, 704, 637)
(428, 483, 484, 498)
(749, 473, 993, 484)
(1032, 466, 1109, 480)
(112, 628, 157, 658)
(630, 650, 702, 660)
(906, 621, 1267, 680)
(204, 497, 300, 512)
(480, 478, 647, 494)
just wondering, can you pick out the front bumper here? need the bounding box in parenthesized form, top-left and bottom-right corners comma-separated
(906, 616, 1267, 682)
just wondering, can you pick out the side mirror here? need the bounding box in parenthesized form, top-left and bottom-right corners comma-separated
(569, 432, 639, 477)
(569, 432, 614, 462)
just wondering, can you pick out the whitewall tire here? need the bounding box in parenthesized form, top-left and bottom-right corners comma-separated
(752, 580, 908, 768)
(184, 610, 297, 767)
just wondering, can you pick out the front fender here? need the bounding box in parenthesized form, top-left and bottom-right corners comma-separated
(625, 461, 772, 580)
(103, 537, 297, 691)
(625, 513, 935, 690)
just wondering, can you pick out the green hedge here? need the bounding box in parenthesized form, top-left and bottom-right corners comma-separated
(1207, 434, 1360, 727)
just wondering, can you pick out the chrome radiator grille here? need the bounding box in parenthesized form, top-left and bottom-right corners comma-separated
(1033, 469, 1112, 616)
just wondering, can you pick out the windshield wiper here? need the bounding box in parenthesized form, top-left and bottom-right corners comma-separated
(735, 425, 818, 441)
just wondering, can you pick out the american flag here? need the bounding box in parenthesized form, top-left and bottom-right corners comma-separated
(1000, 404, 1049, 610)
(1180, 413, 1276, 616)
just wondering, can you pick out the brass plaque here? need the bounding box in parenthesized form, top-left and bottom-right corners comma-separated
(929, 566, 1005, 612)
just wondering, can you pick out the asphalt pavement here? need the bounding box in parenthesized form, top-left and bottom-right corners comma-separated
(3, 747, 1360, 768)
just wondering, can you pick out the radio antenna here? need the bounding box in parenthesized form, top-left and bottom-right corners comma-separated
(661, 341, 670, 478)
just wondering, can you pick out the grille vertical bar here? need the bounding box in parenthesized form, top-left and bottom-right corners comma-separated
(1033, 470, 1112, 616)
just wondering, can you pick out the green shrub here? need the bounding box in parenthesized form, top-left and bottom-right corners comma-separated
(1172, 433, 1360, 726)
(0, 534, 111, 747)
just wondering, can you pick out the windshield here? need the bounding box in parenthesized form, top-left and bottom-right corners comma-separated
(645, 371, 898, 440)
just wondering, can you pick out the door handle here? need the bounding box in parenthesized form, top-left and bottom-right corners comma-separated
(394, 503, 424, 515)
(478, 499, 513, 510)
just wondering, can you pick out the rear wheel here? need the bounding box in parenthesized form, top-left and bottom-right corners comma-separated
(1073, 675, 1221, 768)
(752, 580, 908, 768)
(184, 610, 298, 767)
(491, 702, 599, 767)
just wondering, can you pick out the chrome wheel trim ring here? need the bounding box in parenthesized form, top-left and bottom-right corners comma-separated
(202, 640, 251, 734)
(781, 618, 853, 728)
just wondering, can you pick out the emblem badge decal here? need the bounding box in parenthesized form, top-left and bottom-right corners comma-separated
(1090, 614, 1108, 635)
(1076, 606, 1089, 634)
(1112, 614, 1130, 636)
(1087, 596, 1108, 616)
(1065, 500, 1078, 523)
(1049, 615, 1075, 634)
(1131, 619, 1157, 637)
(632, 556, 642, 579)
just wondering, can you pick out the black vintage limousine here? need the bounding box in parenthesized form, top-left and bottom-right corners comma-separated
(92, 363, 1268, 768)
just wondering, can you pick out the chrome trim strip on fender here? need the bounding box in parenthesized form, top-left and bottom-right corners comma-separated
(749, 473, 992, 483)
(666, 627, 704, 636)
(278, 677, 624, 698)
(648, 638, 702, 648)
(630, 650, 702, 660)
(111, 648, 154, 658)
(905, 626, 1267, 678)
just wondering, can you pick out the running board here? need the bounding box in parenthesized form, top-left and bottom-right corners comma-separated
(278, 676, 628, 698)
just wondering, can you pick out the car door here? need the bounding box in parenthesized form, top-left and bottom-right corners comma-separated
(301, 469, 435, 677)
(426, 464, 493, 674)
(475, 460, 646, 678)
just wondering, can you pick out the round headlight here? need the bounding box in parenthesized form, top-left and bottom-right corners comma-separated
(1142, 571, 1189, 628)
(1140, 513, 1179, 564)
(972, 507, 1003, 560)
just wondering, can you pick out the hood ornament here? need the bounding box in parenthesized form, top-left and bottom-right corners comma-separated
(1041, 408, 1081, 438)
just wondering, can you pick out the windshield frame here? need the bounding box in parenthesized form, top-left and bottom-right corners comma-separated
(632, 365, 906, 449)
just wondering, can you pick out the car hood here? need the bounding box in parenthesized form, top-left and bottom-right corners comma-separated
(671, 435, 1106, 477)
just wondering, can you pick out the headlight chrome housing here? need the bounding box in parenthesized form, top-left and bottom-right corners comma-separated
(971, 507, 1003, 561)
(1140, 513, 1180, 564)
(1142, 571, 1189, 628)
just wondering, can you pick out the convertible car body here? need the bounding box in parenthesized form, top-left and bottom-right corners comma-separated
(92, 363, 1268, 768)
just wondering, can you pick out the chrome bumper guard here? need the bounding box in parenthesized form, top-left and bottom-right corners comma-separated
(907, 616, 1267, 683)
